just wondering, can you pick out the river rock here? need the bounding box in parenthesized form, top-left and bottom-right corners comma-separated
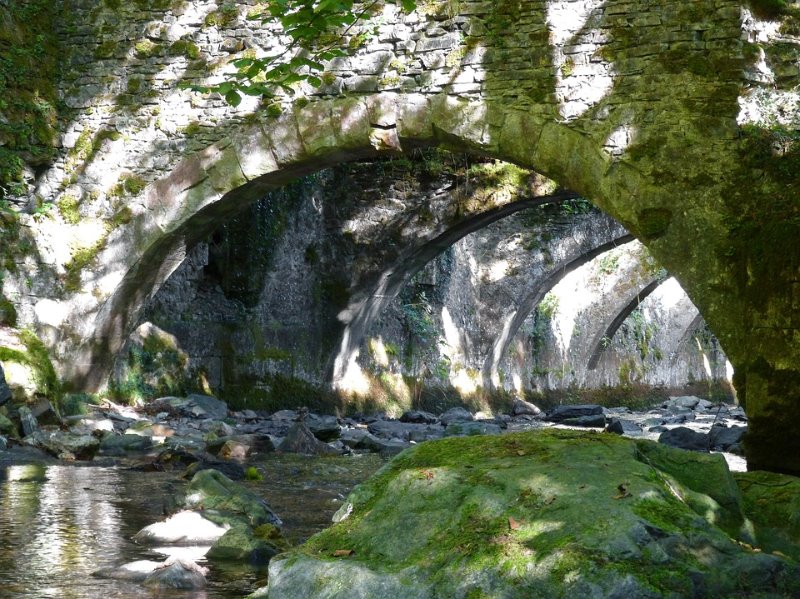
(561, 414, 607, 428)
(511, 398, 542, 416)
(658, 426, 709, 452)
(0, 364, 11, 406)
(709, 424, 746, 452)
(399, 410, 439, 424)
(0, 434, 7, 451)
(604, 418, 643, 436)
(99, 432, 155, 455)
(184, 459, 246, 480)
(184, 469, 281, 527)
(142, 557, 208, 590)
(24, 428, 99, 460)
(150, 394, 228, 420)
(134, 510, 229, 545)
(278, 420, 339, 456)
(259, 429, 800, 599)
(18, 405, 38, 436)
(206, 523, 289, 564)
(30, 397, 61, 426)
(545, 404, 603, 422)
(306, 414, 341, 441)
(439, 407, 474, 425)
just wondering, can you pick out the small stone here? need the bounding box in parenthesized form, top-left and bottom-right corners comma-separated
(512, 398, 542, 417)
(18, 406, 39, 437)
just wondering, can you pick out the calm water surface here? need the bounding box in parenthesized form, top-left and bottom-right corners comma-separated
(0, 452, 384, 598)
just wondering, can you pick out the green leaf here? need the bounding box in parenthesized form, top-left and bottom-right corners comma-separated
(306, 75, 322, 87)
(225, 90, 242, 106)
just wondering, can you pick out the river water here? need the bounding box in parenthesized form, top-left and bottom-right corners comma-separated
(0, 452, 384, 598)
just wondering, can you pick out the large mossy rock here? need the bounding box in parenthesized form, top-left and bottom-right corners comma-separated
(735, 470, 800, 561)
(184, 469, 281, 527)
(262, 430, 800, 599)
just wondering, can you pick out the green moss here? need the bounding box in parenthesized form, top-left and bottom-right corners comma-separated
(94, 40, 118, 59)
(169, 39, 200, 60)
(636, 208, 672, 241)
(57, 193, 81, 224)
(0, 329, 61, 403)
(134, 39, 162, 59)
(204, 3, 239, 28)
(126, 78, 143, 94)
(63, 235, 108, 293)
(0, 296, 17, 326)
(245, 466, 263, 481)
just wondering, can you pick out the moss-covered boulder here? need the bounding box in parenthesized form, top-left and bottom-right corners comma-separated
(207, 523, 289, 564)
(261, 430, 800, 598)
(184, 469, 281, 528)
(735, 470, 800, 561)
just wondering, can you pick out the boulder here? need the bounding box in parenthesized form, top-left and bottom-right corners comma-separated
(306, 414, 342, 442)
(709, 424, 746, 452)
(133, 510, 229, 545)
(604, 418, 643, 436)
(24, 428, 99, 460)
(658, 427, 709, 452)
(399, 410, 439, 424)
(206, 523, 288, 564)
(99, 433, 154, 455)
(511, 398, 542, 417)
(18, 405, 38, 436)
(142, 558, 208, 590)
(352, 432, 410, 456)
(261, 430, 800, 599)
(666, 396, 701, 410)
(150, 394, 228, 420)
(0, 364, 11, 406)
(278, 420, 339, 456)
(184, 459, 246, 480)
(0, 434, 6, 451)
(544, 404, 603, 422)
(184, 469, 281, 527)
(0, 412, 17, 437)
(30, 397, 61, 426)
(561, 414, 607, 428)
(439, 407, 473, 425)
(217, 439, 251, 460)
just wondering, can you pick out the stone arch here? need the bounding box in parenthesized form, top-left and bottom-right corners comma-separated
(585, 278, 663, 370)
(482, 234, 636, 389)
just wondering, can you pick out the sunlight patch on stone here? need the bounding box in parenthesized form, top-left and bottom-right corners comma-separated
(546, 0, 613, 121)
(603, 123, 637, 157)
(334, 349, 372, 394)
(368, 337, 390, 367)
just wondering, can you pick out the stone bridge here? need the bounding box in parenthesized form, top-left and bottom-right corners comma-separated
(1, 0, 799, 472)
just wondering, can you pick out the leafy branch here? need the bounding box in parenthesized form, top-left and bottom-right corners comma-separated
(185, 0, 417, 106)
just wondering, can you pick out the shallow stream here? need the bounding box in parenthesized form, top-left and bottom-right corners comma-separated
(0, 452, 384, 598)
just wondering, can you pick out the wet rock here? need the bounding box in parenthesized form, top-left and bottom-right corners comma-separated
(278, 420, 339, 456)
(444, 421, 502, 437)
(400, 410, 439, 424)
(142, 557, 208, 590)
(0, 434, 7, 451)
(184, 469, 282, 527)
(99, 433, 155, 455)
(206, 523, 288, 564)
(604, 418, 643, 436)
(0, 364, 11, 406)
(511, 398, 542, 417)
(545, 404, 603, 422)
(68, 417, 115, 436)
(658, 426, 709, 452)
(709, 424, 746, 452)
(95, 556, 208, 590)
(207, 434, 274, 456)
(18, 405, 38, 436)
(367, 419, 419, 440)
(439, 407, 474, 425)
(134, 510, 229, 545)
(24, 428, 99, 460)
(184, 458, 247, 481)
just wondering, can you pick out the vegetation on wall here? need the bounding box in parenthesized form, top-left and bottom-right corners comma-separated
(0, 0, 61, 199)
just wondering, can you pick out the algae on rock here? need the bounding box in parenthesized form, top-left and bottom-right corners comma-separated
(261, 429, 800, 598)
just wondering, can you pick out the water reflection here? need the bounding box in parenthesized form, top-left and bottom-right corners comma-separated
(0, 453, 384, 598)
